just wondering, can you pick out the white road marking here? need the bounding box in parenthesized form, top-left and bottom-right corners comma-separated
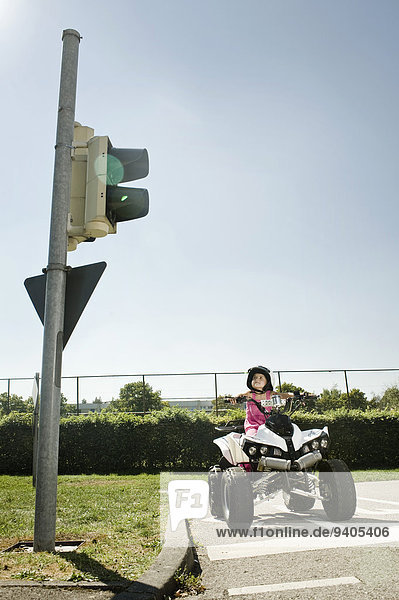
(195, 482, 399, 561)
(355, 507, 399, 515)
(228, 576, 361, 595)
(206, 525, 399, 560)
(358, 496, 399, 506)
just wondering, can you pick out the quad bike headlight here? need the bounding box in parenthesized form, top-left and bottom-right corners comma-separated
(260, 446, 268, 455)
(248, 446, 257, 456)
(273, 448, 282, 457)
(320, 436, 329, 449)
(311, 440, 320, 450)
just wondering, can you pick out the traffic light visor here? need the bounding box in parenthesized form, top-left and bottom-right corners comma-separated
(106, 187, 149, 223)
(107, 147, 149, 184)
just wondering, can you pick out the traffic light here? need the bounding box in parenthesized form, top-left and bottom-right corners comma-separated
(84, 135, 149, 238)
(68, 123, 149, 251)
(68, 123, 94, 251)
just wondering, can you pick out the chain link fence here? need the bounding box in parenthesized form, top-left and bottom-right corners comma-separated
(1, 368, 399, 415)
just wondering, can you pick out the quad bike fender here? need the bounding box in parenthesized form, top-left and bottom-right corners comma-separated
(301, 425, 329, 446)
(292, 423, 305, 450)
(254, 424, 288, 452)
(213, 433, 249, 466)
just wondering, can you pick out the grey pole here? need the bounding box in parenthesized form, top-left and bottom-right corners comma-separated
(277, 371, 282, 391)
(142, 375, 146, 413)
(32, 372, 40, 488)
(214, 373, 218, 416)
(344, 370, 350, 403)
(76, 376, 80, 415)
(33, 29, 81, 553)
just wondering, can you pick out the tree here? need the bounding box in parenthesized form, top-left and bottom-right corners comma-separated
(314, 387, 369, 412)
(276, 382, 306, 394)
(0, 391, 74, 417)
(110, 381, 163, 413)
(25, 396, 35, 413)
(276, 382, 317, 410)
(370, 386, 399, 410)
(60, 393, 74, 416)
(342, 388, 368, 410)
(316, 387, 345, 411)
(211, 394, 245, 412)
(0, 392, 27, 416)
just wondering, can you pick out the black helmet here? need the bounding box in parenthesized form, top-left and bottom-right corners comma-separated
(247, 366, 273, 392)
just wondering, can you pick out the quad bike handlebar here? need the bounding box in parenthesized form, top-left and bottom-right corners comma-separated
(215, 393, 318, 434)
(281, 393, 319, 415)
(223, 392, 318, 413)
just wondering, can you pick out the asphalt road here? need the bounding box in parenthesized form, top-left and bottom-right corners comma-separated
(185, 480, 399, 600)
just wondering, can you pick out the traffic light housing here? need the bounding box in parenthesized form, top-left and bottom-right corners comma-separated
(68, 123, 149, 251)
(68, 123, 94, 251)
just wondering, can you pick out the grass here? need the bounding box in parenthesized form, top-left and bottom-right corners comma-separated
(0, 469, 398, 584)
(352, 469, 399, 482)
(0, 474, 160, 583)
(173, 567, 205, 597)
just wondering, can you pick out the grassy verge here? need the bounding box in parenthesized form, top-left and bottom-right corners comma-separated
(0, 474, 160, 583)
(352, 469, 399, 482)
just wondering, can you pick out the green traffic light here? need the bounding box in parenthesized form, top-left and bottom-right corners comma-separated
(106, 187, 149, 223)
(106, 155, 124, 185)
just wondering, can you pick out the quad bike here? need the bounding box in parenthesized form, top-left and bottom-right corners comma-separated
(208, 393, 357, 529)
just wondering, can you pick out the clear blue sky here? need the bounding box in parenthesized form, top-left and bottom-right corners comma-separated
(1, 0, 398, 401)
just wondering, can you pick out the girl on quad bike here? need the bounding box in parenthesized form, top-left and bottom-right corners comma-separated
(211, 367, 357, 527)
(231, 366, 294, 437)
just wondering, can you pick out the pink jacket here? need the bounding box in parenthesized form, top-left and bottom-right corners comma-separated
(244, 391, 273, 437)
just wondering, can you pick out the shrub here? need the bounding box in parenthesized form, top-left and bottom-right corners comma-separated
(0, 407, 398, 474)
(0, 412, 33, 474)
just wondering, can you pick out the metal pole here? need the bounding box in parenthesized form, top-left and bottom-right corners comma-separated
(32, 373, 40, 488)
(7, 379, 10, 413)
(76, 376, 80, 415)
(142, 375, 146, 413)
(344, 370, 350, 402)
(277, 371, 282, 391)
(214, 373, 218, 416)
(33, 29, 81, 553)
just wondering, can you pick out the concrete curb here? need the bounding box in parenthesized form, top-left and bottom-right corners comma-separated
(112, 520, 195, 600)
(0, 580, 124, 590)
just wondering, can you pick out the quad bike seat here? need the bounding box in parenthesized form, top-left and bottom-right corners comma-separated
(215, 420, 245, 434)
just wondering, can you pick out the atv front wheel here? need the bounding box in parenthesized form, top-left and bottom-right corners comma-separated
(283, 472, 316, 513)
(318, 459, 356, 521)
(221, 468, 254, 529)
(208, 466, 224, 518)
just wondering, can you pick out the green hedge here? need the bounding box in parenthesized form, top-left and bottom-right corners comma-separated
(0, 408, 398, 475)
(0, 413, 33, 475)
(292, 409, 399, 469)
